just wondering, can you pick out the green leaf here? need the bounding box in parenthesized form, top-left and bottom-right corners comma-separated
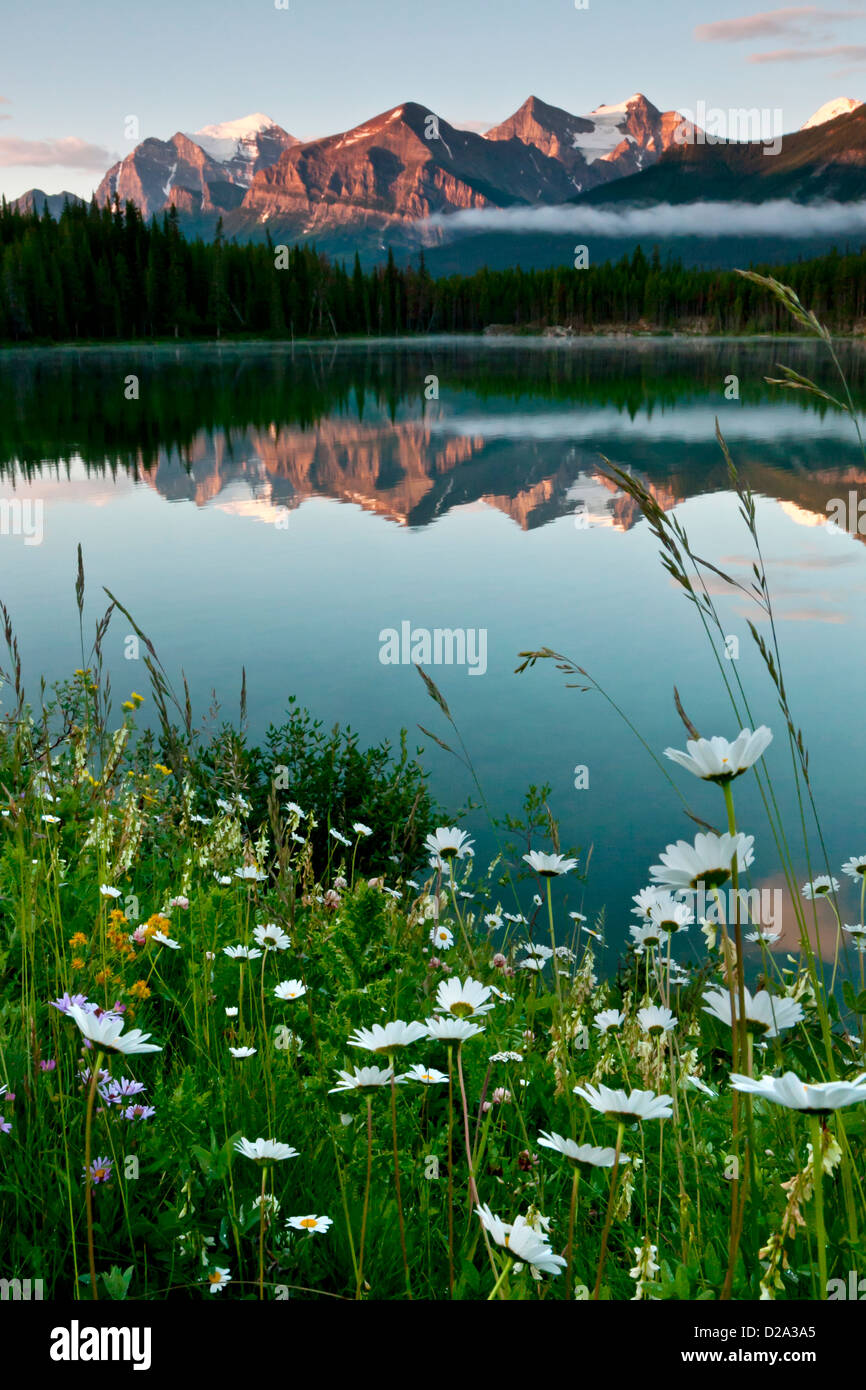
(102, 1265, 134, 1300)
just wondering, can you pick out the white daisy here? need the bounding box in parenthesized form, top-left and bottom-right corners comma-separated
(573, 1083, 673, 1123)
(399, 1064, 448, 1084)
(802, 875, 840, 900)
(330, 829, 351, 847)
(152, 932, 180, 949)
(329, 1066, 399, 1092)
(353, 823, 373, 837)
(746, 928, 782, 944)
(685, 1074, 718, 1098)
(434, 975, 495, 1019)
(347, 1020, 427, 1054)
(100, 885, 122, 898)
(537, 1132, 631, 1168)
(223, 944, 263, 961)
(637, 1005, 677, 1036)
(424, 827, 474, 860)
(664, 727, 772, 784)
(484, 914, 503, 930)
(287, 1214, 332, 1234)
(648, 895, 694, 934)
(234, 1137, 298, 1163)
(229, 1046, 257, 1058)
(424, 1016, 485, 1042)
(729, 1071, 866, 1112)
(521, 942, 553, 960)
(67, 1005, 161, 1056)
(842, 855, 866, 881)
(844, 923, 866, 937)
(702, 986, 804, 1038)
(632, 887, 665, 919)
(234, 866, 267, 882)
(475, 1205, 566, 1277)
(630, 922, 665, 950)
(650, 832, 755, 893)
(274, 979, 306, 1001)
(523, 850, 578, 877)
(205, 1266, 231, 1295)
(253, 923, 291, 952)
(593, 1009, 625, 1034)
(429, 924, 454, 950)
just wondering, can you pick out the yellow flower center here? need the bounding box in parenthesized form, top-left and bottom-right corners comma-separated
(299, 1218, 318, 1229)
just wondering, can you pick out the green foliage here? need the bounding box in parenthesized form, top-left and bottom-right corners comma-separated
(4, 197, 866, 343)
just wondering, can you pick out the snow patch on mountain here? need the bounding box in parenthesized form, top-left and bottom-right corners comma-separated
(190, 113, 279, 163)
(800, 97, 863, 130)
(571, 95, 643, 164)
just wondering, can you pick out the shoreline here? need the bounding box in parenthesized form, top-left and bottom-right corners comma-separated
(1, 328, 865, 354)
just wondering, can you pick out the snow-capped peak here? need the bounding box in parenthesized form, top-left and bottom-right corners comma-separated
(589, 93, 647, 117)
(571, 95, 647, 164)
(190, 113, 280, 162)
(800, 97, 863, 131)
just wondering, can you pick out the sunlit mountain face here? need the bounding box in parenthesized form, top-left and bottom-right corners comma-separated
(1, 338, 864, 941)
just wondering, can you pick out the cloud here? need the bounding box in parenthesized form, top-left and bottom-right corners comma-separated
(0, 136, 116, 169)
(452, 120, 494, 134)
(750, 41, 866, 59)
(423, 198, 866, 241)
(695, 7, 864, 43)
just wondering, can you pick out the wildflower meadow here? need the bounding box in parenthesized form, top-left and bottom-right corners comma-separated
(0, 280, 864, 1357)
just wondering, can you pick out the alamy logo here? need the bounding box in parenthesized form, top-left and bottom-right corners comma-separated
(827, 1270, 866, 1299)
(674, 102, 783, 156)
(49, 1320, 152, 1371)
(0, 497, 44, 546)
(379, 621, 487, 676)
(826, 492, 866, 536)
(0, 1277, 43, 1299)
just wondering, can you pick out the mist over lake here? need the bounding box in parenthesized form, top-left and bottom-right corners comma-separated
(2, 336, 863, 961)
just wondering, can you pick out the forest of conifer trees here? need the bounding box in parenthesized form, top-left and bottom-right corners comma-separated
(2, 196, 866, 341)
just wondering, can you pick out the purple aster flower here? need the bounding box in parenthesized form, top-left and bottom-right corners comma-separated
(84, 1156, 113, 1185)
(123, 1104, 155, 1121)
(0, 1116, 11, 1134)
(50, 992, 96, 1015)
(79, 1066, 111, 1089)
(103, 1077, 146, 1104)
(39, 1059, 57, 1072)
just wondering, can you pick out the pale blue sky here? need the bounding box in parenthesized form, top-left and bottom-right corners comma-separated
(3, 0, 866, 200)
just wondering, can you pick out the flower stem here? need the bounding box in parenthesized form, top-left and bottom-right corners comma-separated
(258, 1165, 267, 1299)
(456, 1042, 480, 1207)
(447, 1046, 455, 1297)
(592, 1121, 624, 1300)
(357, 1094, 373, 1300)
(566, 1164, 581, 1299)
(487, 1255, 512, 1300)
(84, 1048, 104, 1301)
(390, 1070, 412, 1299)
(809, 1115, 828, 1299)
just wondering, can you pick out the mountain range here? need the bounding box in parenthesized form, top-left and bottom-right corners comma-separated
(10, 93, 866, 268)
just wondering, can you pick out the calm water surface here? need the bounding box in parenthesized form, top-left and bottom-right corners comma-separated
(1, 338, 864, 960)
